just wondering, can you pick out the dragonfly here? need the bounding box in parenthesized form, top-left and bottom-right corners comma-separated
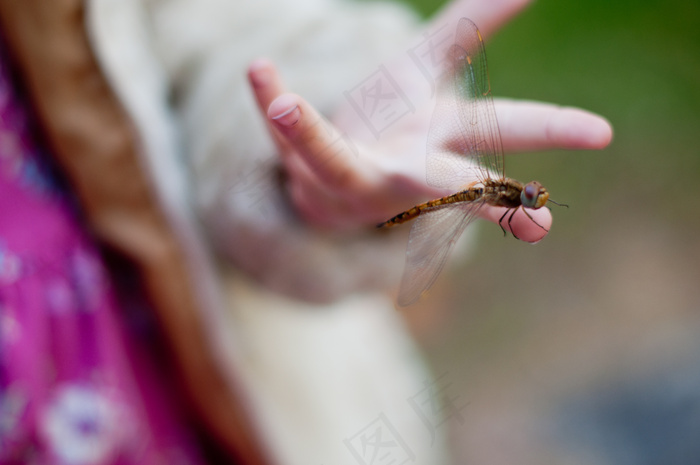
(379, 18, 561, 306)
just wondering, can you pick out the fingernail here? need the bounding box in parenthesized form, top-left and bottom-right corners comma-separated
(271, 104, 300, 127)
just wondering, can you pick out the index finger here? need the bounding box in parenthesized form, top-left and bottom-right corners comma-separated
(267, 93, 374, 192)
(248, 58, 292, 154)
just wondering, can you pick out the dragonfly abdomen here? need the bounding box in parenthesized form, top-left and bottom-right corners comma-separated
(378, 188, 483, 228)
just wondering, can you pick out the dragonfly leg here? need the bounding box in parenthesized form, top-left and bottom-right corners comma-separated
(507, 208, 522, 240)
(521, 206, 549, 233)
(498, 209, 510, 237)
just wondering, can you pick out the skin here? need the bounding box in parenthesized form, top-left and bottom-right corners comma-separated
(247, 0, 613, 243)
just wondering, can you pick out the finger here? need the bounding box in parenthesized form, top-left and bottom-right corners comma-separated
(431, 0, 533, 40)
(267, 93, 371, 192)
(248, 58, 286, 109)
(495, 99, 613, 152)
(480, 205, 552, 243)
(247, 58, 291, 153)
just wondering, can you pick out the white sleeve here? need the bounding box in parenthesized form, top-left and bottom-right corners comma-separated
(145, 0, 421, 302)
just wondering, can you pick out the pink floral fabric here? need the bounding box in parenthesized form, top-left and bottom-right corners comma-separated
(0, 44, 206, 464)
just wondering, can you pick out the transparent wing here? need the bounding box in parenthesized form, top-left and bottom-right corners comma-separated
(426, 18, 505, 189)
(397, 200, 485, 306)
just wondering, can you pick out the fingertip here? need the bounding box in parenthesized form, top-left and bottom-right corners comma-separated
(558, 108, 614, 150)
(248, 57, 274, 74)
(512, 207, 551, 243)
(451, 0, 533, 40)
(481, 206, 552, 243)
(587, 115, 614, 149)
(247, 57, 275, 87)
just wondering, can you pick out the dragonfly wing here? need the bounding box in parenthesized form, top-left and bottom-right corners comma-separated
(397, 200, 485, 306)
(427, 18, 505, 188)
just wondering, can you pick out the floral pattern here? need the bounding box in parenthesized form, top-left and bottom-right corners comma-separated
(40, 383, 131, 464)
(0, 39, 204, 464)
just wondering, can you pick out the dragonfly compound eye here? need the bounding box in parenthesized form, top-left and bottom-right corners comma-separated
(521, 181, 548, 209)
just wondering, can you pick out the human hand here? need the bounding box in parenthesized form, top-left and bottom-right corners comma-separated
(247, 0, 612, 242)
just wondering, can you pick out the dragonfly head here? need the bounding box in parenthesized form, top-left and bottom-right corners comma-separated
(521, 181, 549, 209)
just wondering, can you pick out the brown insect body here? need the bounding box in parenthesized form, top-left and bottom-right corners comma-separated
(379, 178, 548, 229)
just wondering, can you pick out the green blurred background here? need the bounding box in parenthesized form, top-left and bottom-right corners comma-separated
(397, 0, 700, 464)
